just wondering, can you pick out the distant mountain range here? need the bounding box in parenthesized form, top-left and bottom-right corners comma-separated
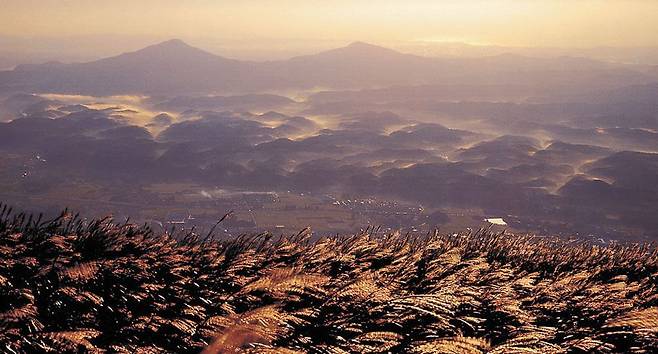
(0, 39, 655, 95)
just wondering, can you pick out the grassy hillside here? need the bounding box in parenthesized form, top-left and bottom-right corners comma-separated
(1, 204, 658, 353)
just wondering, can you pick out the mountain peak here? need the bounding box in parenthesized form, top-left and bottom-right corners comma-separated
(145, 39, 195, 51)
(114, 38, 229, 62)
(310, 41, 407, 59)
(343, 41, 396, 53)
(346, 41, 378, 48)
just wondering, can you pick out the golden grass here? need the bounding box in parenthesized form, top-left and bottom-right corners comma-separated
(1, 205, 658, 352)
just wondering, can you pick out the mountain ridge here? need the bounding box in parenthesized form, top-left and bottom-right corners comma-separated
(0, 39, 653, 95)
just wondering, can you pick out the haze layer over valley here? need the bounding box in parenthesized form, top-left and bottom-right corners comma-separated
(1, 39, 658, 240)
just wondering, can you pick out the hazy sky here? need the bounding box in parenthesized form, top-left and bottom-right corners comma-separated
(2, 0, 658, 48)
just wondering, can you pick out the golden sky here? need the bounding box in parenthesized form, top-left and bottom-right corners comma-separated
(2, 0, 658, 48)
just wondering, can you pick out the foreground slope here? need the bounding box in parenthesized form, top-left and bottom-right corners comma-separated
(1, 205, 658, 353)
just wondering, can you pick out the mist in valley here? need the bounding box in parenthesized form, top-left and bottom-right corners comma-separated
(1, 38, 657, 240)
